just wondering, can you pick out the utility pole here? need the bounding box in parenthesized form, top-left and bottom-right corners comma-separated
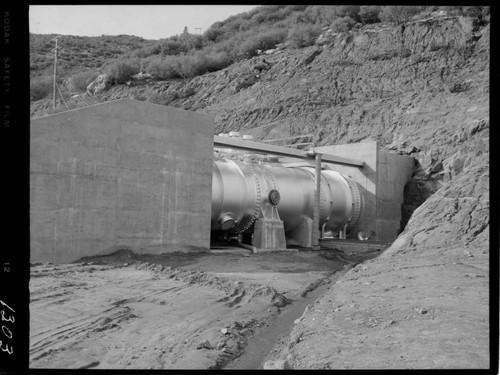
(312, 152, 322, 250)
(51, 35, 62, 109)
(194, 27, 202, 35)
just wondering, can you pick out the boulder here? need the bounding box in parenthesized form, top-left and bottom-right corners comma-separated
(86, 74, 112, 95)
(196, 340, 213, 350)
(468, 118, 489, 137)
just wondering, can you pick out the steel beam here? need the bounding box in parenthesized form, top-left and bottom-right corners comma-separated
(214, 135, 305, 158)
(316, 153, 364, 167)
(261, 134, 315, 143)
(213, 136, 364, 168)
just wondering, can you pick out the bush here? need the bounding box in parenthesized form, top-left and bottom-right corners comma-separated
(160, 39, 186, 55)
(146, 51, 232, 80)
(134, 44, 161, 58)
(30, 76, 53, 101)
(239, 29, 287, 57)
(212, 37, 240, 60)
(379, 6, 423, 25)
(283, 5, 308, 13)
(330, 16, 356, 33)
(251, 12, 266, 25)
(461, 6, 490, 26)
(182, 51, 233, 78)
(146, 57, 184, 80)
(305, 6, 334, 26)
(69, 70, 99, 92)
(290, 11, 315, 25)
(359, 6, 382, 24)
(287, 24, 322, 48)
(196, 51, 232, 73)
(106, 59, 141, 84)
(204, 27, 225, 42)
(238, 20, 253, 32)
(179, 34, 204, 50)
(331, 6, 361, 22)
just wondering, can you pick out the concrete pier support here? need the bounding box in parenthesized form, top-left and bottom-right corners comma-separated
(252, 219, 287, 251)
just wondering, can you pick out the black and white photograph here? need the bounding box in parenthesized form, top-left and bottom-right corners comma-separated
(22, 4, 492, 370)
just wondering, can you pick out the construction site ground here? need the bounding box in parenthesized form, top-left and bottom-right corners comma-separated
(29, 247, 381, 369)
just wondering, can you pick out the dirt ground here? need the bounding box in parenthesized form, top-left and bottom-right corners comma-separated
(266, 246, 490, 370)
(29, 248, 380, 369)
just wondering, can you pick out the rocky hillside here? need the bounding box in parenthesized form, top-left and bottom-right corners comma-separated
(30, 14, 490, 368)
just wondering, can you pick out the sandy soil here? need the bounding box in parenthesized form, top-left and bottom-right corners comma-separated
(29, 249, 379, 369)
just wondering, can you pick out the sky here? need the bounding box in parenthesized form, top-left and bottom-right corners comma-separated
(29, 5, 259, 40)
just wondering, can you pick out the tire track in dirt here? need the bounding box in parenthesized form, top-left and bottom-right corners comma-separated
(30, 250, 366, 369)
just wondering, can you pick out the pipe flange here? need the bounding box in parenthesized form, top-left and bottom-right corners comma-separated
(233, 162, 261, 234)
(217, 214, 236, 231)
(344, 176, 363, 232)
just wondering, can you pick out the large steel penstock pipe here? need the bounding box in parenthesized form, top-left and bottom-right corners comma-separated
(211, 159, 363, 236)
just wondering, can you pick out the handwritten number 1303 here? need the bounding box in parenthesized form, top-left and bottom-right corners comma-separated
(0, 300, 14, 355)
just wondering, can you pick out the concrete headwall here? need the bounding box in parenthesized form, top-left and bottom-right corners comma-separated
(30, 99, 214, 263)
(376, 149, 415, 241)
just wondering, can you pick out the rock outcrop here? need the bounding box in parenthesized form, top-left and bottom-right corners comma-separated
(86, 74, 112, 95)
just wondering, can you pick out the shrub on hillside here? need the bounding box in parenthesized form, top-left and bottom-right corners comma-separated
(174, 52, 230, 78)
(359, 6, 382, 24)
(106, 59, 141, 84)
(461, 6, 490, 25)
(211, 33, 248, 61)
(290, 11, 315, 25)
(330, 16, 356, 33)
(147, 51, 232, 80)
(258, 5, 281, 17)
(204, 27, 225, 42)
(187, 51, 233, 77)
(238, 20, 253, 32)
(305, 5, 361, 25)
(331, 5, 361, 21)
(134, 44, 161, 58)
(283, 5, 308, 13)
(70, 70, 99, 92)
(30, 76, 53, 101)
(146, 57, 184, 80)
(160, 39, 186, 55)
(178, 33, 204, 51)
(195, 51, 232, 74)
(250, 12, 266, 25)
(287, 24, 322, 48)
(239, 29, 287, 57)
(379, 6, 423, 25)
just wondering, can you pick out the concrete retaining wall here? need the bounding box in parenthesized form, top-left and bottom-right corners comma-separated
(30, 99, 213, 263)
